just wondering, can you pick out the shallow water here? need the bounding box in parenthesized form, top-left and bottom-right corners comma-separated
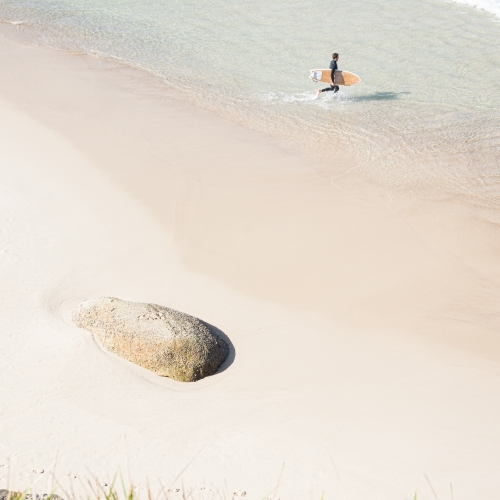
(1, 0, 499, 210)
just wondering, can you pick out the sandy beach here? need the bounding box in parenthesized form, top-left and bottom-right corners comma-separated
(1, 23, 500, 500)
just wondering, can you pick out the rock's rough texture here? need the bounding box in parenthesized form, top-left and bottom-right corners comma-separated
(72, 297, 229, 382)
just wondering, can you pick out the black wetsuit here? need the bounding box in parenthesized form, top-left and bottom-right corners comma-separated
(321, 59, 339, 93)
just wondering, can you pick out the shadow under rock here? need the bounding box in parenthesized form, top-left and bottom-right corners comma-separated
(202, 321, 236, 375)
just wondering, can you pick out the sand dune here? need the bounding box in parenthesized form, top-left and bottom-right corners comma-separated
(0, 27, 499, 499)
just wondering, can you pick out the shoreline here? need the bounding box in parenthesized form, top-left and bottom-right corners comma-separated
(2, 23, 499, 340)
(0, 25, 500, 499)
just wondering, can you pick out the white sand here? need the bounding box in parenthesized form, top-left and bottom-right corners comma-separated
(0, 27, 500, 499)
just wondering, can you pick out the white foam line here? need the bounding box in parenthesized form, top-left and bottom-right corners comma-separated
(449, 0, 500, 17)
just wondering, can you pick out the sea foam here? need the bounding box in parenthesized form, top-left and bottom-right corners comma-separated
(450, 0, 500, 17)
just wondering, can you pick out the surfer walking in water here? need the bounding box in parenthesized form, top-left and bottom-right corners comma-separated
(317, 53, 340, 96)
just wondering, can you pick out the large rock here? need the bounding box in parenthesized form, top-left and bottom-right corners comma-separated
(72, 297, 229, 382)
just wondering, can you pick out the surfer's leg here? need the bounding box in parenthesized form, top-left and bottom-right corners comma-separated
(317, 85, 336, 97)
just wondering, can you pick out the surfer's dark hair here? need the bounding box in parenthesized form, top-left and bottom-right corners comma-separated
(332, 53, 339, 59)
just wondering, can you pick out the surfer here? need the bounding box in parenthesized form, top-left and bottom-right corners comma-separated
(317, 53, 340, 96)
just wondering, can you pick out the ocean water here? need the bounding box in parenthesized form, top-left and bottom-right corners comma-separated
(1, 0, 499, 211)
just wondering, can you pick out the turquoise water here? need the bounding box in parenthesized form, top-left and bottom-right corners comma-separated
(1, 0, 499, 205)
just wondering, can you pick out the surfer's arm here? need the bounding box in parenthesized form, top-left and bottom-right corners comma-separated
(330, 62, 337, 84)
